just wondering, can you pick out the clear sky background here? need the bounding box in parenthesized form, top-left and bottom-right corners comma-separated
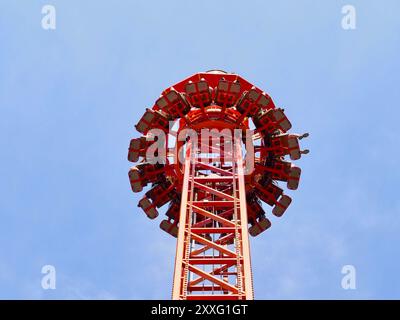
(0, 0, 399, 299)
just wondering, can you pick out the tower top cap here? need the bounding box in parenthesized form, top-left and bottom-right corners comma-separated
(206, 69, 229, 74)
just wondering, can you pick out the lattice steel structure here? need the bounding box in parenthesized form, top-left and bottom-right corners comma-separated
(128, 70, 308, 300)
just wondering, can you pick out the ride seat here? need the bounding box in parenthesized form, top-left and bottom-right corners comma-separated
(253, 108, 292, 133)
(249, 216, 271, 237)
(155, 89, 191, 119)
(185, 79, 213, 108)
(128, 137, 147, 162)
(214, 79, 241, 108)
(287, 166, 301, 190)
(135, 108, 170, 134)
(236, 88, 270, 117)
(160, 219, 178, 238)
(128, 167, 143, 193)
(138, 197, 158, 219)
(272, 195, 292, 217)
(287, 135, 301, 160)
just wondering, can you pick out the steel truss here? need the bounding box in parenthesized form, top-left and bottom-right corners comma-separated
(172, 136, 254, 300)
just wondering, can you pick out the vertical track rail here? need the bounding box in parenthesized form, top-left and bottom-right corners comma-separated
(172, 136, 254, 300)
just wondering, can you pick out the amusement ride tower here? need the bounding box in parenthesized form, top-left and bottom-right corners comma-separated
(128, 70, 308, 300)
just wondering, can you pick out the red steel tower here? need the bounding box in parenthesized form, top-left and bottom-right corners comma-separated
(128, 70, 308, 300)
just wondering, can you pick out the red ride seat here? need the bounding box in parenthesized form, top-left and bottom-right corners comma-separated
(272, 195, 292, 217)
(146, 183, 174, 208)
(287, 135, 301, 160)
(138, 182, 175, 219)
(135, 108, 170, 134)
(236, 87, 271, 117)
(287, 166, 301, 190)
(160, 219, 179, 238)
(269, 134, 301, 160)
(128, 167, 143, 193)
(255, 181, 292, 217)
(128, 163, 166, 193)
(166, 201, 180, 221)
(249, 216, 271, 237)
(128, 137, 147, 163)
(185, 79, 213, 108)
(253, 108, 292, 133)
(258, 160, 301, 190)
(247, 198, 265, 221)
(155, 89, 191, 119)
(138, 197, 158, 219)
(214, 79, 241, 108)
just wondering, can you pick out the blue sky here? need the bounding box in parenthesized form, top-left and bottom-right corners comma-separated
(0, 0, 399, 299)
